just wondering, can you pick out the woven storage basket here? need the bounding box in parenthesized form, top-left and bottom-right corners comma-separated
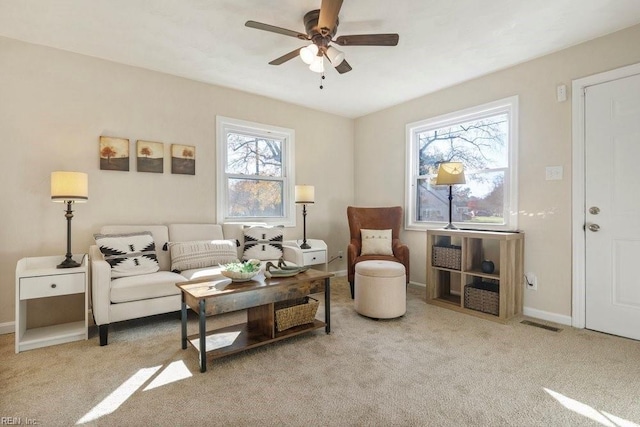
(275, 297, 319, 332)
(432, 245, 462, 270)
(464, 282, 499, 315)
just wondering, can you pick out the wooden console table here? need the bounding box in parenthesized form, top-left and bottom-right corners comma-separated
(177, 269, 333, 372)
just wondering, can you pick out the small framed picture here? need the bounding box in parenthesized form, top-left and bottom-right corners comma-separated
(136, 140, 164, 173)
(99, 136, 130, 171)
(171, 144, 195, 175)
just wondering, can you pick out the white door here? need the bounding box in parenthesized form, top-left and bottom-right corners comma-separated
(585, 72, 640, 340)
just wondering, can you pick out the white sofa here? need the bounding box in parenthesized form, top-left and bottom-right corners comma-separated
(90, 223, 303, 346)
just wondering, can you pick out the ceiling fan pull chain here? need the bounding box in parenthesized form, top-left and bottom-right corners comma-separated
(319, 73, 325, 90)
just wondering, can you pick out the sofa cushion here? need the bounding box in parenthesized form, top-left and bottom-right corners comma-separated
(169, 240, 238, 272)
(110, 271, 184, 303)
(242, 225, 284, 261)
(94, 231, 160, 278)
(360, 229, 393, 256)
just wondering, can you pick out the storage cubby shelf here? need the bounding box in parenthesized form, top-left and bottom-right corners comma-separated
(426, 229, 524, 323)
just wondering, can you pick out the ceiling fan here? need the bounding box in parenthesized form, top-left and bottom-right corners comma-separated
(245, 0, 399, 75)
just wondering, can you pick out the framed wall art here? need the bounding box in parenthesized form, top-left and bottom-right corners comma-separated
(99, 136, 130, 171)
(136, 140, 164, 173)
(171, 144, 195, 175)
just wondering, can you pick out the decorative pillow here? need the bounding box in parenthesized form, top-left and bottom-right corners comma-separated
(94, 231, 160, 278)
(243, 226, 284, 261)
(169, 240, 238, 272)
(360, 229, 393, 256)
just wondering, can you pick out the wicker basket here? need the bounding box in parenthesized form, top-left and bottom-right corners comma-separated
(432, 245, 462, 270)
(275, 297, 319, 332)
(464, 282, 499, 315)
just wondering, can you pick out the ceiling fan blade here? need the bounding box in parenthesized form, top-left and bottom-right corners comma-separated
(334, 59, 352, 74)
(334, 33, 399, 46)
(318, 0, 343, 35)
(245, 20, 309, 40)
(269, 48, 302, 65)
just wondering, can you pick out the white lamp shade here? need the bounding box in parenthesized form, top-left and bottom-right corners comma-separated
(51, 171, 88, 202)
(326, 46, 345, 67)
(309, 56, 324, 73)
(435, 162, 466, 185)
(300, 44, 319, 65)
(295, 185, 315, 204)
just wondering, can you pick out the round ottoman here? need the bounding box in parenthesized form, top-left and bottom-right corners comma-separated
(354, 260, 406, 319)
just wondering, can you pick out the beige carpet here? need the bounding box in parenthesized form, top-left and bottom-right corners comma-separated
(1, 277, 639, 426)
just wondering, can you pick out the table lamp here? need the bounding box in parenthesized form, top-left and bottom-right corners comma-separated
(435, 162, 465, 229)
(295, 185, 315, 249)
(51, 171, 88, 268)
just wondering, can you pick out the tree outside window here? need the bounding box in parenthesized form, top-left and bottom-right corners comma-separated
(216, 117, 295, 226)
(406, 97, 518, 230)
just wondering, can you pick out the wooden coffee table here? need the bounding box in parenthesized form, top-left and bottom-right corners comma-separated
(177, 269, 333, 372)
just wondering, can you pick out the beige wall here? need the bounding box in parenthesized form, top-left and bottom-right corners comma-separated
(0, 36, 353, 326)
(354, 24, 640, 320)
(2, 23, 640, 328)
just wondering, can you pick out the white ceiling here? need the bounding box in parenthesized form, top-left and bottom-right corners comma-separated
(2, 0, 640, 118)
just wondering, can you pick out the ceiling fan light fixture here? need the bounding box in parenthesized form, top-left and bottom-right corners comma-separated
(300, 44, 319, 65)
(326, 46, 344, 67)
(309, 55, 324, 73)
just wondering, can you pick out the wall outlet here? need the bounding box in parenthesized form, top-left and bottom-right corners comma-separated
(338, 251, 344, 259)
(525, 272, 537, 291)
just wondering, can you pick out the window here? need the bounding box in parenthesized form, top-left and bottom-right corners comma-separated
(405, 96, 518, 231)
(216, 116, 295, 226)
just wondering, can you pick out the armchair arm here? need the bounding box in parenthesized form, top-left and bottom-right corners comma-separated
(392, 239, 410, 282)
(282, 244, 304, 266)
(347, 239, 361, 283)
(90, 245, 112, 326)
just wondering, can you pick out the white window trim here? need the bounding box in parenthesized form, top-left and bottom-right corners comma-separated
(405, 96, 519, 231)
(216, 116, 296, 226)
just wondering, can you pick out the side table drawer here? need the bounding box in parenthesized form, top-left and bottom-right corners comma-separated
(303, 251, 326, 266)
(20, 273, 85, 300)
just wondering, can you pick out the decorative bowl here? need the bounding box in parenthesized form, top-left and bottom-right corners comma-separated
(220, 260, 261, 282)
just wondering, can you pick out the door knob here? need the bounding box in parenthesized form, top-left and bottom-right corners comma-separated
(589, 206, 600, 215)
(588, 224, 600, 232)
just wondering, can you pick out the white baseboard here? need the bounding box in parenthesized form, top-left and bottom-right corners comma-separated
(0, 321, 15, 335)
(523, 306, 572, 326)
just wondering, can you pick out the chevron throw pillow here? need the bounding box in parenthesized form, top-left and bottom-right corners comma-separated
(242, 226, 284, 261)
(94, 231, 160, 278)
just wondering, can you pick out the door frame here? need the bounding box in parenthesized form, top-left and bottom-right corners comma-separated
(571, 62, 640, 328)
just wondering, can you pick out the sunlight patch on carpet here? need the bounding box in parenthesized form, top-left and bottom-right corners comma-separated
(143, 360, 192, 391)
(544, 388, 639, 426)
(190, 331, 241, 351)
(76, 366, 162, 424)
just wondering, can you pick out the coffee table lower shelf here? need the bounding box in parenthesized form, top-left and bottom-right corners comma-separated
(187, 319, 326, 360)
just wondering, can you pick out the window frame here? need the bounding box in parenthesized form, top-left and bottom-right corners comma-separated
(405, 96, 519, 231)
(216, 116, 296, 226)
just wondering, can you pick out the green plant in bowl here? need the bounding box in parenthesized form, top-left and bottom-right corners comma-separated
(220, 259, 261, 281)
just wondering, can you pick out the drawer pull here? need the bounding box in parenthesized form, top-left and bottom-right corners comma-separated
(51, 283, 57, 289)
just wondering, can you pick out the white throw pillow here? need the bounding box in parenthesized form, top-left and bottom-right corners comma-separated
(360, 229, 393, 256)
(169, 240, 238, 272)
(94, 231, 160, 278)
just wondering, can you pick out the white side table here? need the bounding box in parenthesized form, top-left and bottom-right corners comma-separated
(15, 254, 88, 353)
(285, 239, 328, 269)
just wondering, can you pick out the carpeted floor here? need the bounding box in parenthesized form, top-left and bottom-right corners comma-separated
(1, 276, 639, 426)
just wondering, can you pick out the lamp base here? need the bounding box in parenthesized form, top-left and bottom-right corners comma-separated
(443, 223, 458, 230)
(300, 242, 311, 249)
(57, 256, 80, 269)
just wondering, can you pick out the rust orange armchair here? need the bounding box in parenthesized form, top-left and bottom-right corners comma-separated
(347, 206, 410, 298)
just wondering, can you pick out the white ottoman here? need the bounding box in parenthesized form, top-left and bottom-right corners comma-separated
(354, 260, 406, 319)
